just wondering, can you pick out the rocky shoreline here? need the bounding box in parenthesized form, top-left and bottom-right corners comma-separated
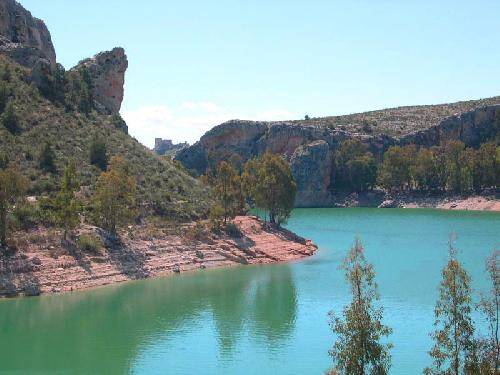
(331, 190, 500, 212)
(0, 216, 317, 298)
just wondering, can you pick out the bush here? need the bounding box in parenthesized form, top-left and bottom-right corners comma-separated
(89, 135, 108, 170)
(2, 101, 20, 134)
(12, 203, 38, 231)
(225, 222, 242, 238)
(39, 141, 57, 173)
(77, 234, 103, 254)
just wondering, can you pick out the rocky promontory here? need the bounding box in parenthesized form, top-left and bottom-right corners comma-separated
(0, 216, 317, 297)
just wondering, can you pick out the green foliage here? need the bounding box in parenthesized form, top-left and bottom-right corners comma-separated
(0, 80, 9, 113)
(474, 251, 499, 374)
(11, 202, 38, 231)
(377, 145, 415, 192)
(0, 153, 9, 170)
(89, 135, 108, 171)
(76, 234, 103, 254)
(213, 161, 243, 223)
(92, 155, 136, 236)
(242, 153, 297, 225)
(335, 140, 377, 192)
(39, 141, 57, 174)
(2, 101, 20, 134)
(55, 161, 80, 239)
(209, 204, 224, 233)
(0, 167, 28, 248)
(111, 114, 128, 134)
(329, 238, 392, 374)
(425, 237, 475, 374)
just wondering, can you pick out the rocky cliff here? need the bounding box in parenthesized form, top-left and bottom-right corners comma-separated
(176, 98, 500, 207)
(72, 48, 128, 114)
(0, 0, 127, 114)
(0, 0, 56, 67)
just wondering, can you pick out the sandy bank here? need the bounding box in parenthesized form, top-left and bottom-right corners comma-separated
(0, 216, 317, 298)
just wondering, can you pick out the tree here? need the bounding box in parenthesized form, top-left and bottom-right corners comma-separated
(475, 251, 499, 373)
(242, 153, 296, 225)
(413, 148, 439, 191)
(377, 145, 415, 192)
(2, 101, 20, 134)
(0, 80, 9, 113)
(89, 135, 108, 170)
(93, 155, 136, 236)
(39, 141, 57, 173)
(474, 143, 498, 190)
(55, 161, 80, 240)
(329, 238, 392, 374)
(214, 161, 242, 224)
(425, 237, 475, 374)
(334, 139, 377, 192)
(0, 167, 28, 249)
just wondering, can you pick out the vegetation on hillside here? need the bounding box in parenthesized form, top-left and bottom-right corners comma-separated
(327, 138, 499, 195)
(292, 96, 500, 137)
(0, 56, 210, 226)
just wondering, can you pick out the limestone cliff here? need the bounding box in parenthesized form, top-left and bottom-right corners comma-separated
(176, 99, 500, 207)
(0, 0, 56, 66)
(72, 48, 128, 114)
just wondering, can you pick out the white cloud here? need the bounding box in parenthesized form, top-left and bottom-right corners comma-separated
(122, 102, 296, 148)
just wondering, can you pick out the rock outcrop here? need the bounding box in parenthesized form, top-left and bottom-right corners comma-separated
(176, 101, 500, 207)
(72, 48, 128, 114)
(0, 0, 56, 66)
(290, 141, 333, 207)
(153, 138, 189, 156)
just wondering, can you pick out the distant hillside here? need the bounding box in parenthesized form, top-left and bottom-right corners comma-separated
(296, 97, 500, 137)
(177, 97, 499, 207)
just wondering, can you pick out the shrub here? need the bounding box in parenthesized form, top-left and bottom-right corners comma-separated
(89, 135, 108, 170)
(12, 203, 38, 231)
(2, 101, 20, 134)
(77, 234, 103, 254)
(39, 141, 57, 173)
(225, 222, 242, 238)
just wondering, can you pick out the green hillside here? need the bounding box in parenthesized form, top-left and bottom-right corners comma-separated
(0, 56, 210, 221)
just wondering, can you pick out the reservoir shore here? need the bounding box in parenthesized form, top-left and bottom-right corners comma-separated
(0, 216, 317, 297)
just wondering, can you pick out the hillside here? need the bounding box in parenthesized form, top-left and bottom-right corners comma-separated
(177, 97, 499, 207)
(295, 96, 500, 137)
(0, 54, 210, 220)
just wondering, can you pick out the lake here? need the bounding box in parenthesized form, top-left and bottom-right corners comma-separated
(0, 208, 498, 374)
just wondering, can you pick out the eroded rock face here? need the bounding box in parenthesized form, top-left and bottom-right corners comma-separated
(72, 48, 128, 114)
(291, 141, 333, 207)
(176, 105, 500, 207)
(0, 0, 56, 66)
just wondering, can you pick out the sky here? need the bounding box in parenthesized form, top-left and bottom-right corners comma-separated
(21, 0, 500, 147)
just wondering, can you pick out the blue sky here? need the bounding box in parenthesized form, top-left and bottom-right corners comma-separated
(21, 0, 500, 146)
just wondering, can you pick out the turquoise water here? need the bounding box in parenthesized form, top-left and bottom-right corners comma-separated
(0, 208, 498, 374)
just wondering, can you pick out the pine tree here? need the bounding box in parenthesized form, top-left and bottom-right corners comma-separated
(55, 161, 80, 240)
(39, 141, 57, 173)
(0, 167, 28, 249)
(93, 155, 136, 236)
(476, 251, 499, 373)
(89, 135, 108, 171)
(425, 236, 475, 374)
(328, 238, 392, 374)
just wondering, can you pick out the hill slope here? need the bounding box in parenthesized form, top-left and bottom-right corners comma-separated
(0, 56, 210, 220)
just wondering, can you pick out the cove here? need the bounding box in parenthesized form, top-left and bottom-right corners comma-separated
(0, 208, 498, 374)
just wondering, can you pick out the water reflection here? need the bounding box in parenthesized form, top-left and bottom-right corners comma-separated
(0, 263, 298, 374)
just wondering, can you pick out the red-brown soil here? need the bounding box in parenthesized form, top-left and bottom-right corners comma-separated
(0, 216, 317, 297)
